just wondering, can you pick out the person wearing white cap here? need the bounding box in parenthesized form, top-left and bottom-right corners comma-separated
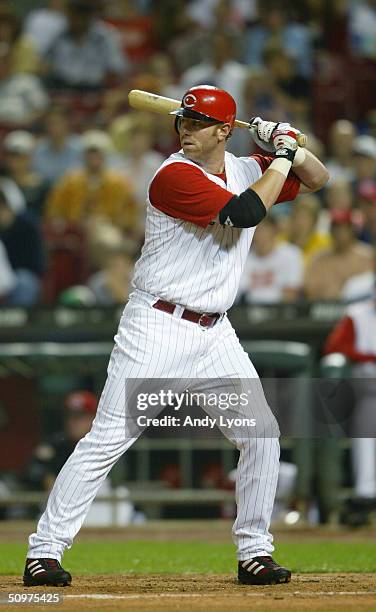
(4, 131, 50, 218)
(0, 46, 48, 126)
(45, 130, 137, 234)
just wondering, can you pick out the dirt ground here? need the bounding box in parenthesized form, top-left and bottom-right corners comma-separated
(1, 573, 376, 612)
(1, 522, 375, 611)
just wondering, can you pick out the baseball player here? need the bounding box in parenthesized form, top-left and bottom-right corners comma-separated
(23, 86, 329, 587)
(324, 247, 376, 525)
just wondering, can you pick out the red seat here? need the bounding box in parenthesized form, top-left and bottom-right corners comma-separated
(42, 222, 89, 303)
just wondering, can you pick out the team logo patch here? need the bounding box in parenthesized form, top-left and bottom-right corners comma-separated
(183, 93, 197, 108)
(224, 216, 234, 227)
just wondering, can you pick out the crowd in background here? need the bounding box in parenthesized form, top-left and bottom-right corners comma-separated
(0, 0, 375, 308)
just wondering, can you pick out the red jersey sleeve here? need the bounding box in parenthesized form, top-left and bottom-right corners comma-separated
(251, 154, 301, 203)
(149, 162, 234, 228)
(323, 316, 376, 363)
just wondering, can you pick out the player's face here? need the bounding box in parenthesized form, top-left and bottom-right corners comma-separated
(178, 118, 230, 161)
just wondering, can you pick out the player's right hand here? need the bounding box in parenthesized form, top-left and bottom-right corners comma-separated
(249, 117, 300, 153)
(248, 117, 278, 152)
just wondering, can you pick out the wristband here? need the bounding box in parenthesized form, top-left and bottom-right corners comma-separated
(269, 158, 292, 178)
(292, 147, 306, 168)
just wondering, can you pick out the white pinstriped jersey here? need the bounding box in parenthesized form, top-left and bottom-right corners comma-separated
(132, 150, 263, 313)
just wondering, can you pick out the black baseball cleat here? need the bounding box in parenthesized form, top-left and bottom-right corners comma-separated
(23, 558, 72, 587)
(238, 556, 291, 585)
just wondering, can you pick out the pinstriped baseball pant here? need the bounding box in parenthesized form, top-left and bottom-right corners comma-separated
(28, 290, 280, 562)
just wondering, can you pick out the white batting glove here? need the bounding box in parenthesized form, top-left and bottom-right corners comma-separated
(249, 117, 301, 152)
(249, 117, 278, 152)
(272, 126, 299, 152)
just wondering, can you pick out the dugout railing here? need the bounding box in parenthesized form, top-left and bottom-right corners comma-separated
(0, 340, 353, 520)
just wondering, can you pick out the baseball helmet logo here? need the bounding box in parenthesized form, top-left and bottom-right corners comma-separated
(183, 93, 197, 108)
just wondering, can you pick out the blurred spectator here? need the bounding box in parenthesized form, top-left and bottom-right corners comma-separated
(304, 209, 373, 300)
(87, 243, 135, 305)
(243, 67, 288, 123)
(23, 0, 67, 56)
(326, 120, 357, 183)
(341, 266, 374, 302)
(352, 135, 376, 184)
(0, 46, 48, 126)
(3, 131, 50, 218)
(365, 109, 376, 140)
(180, 32, 247, 115)
(324, 179, 354, 212)
(243, 1, 313, 77)
(111, 112, 164, 231)
(23, 390, 97, 492)
(324, 250, 376, 525)
(45, 129, 137, 233)
(180, 32, 248, 153)
(322, 0, 349, 55)
(262, 44, 311, 126)
(43, 0, 128, 91)
(187, 0, 257, 29)
(0, 239, 17, 303)
(152, 0, 206, 65)
(166, 6, 211, 74)
(152, 114, 180, 159)
(357, 178, 376, 244)
(32, 104, 83, 184)
(238, 216, 304, 304)
(285, 195, 331, 266)
(146, 52, 182, 100)
(320, 179, 355, 234)
(104, 0, 156, 64)
(349, 0, 376, 60)
(0, 178, 46, 306)
(0, 2, 40, 74)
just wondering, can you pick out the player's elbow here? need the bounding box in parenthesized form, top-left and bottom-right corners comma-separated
(308, 167, 330, 192)
(218, 189, 267, 228)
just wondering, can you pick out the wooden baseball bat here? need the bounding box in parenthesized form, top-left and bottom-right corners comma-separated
(128, 89, 307, 148)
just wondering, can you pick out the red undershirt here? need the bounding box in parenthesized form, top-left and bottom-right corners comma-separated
(149, 154, 301, 228)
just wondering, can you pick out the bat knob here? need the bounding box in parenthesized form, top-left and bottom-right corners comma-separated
(249, 116, 261, 128)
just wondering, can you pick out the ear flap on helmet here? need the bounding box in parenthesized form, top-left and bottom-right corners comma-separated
(174, 115, 181, 134)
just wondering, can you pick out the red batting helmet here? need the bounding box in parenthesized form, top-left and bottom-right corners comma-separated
(171, 85, 236, 128)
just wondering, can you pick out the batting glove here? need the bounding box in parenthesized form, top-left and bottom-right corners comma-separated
(272, 126, 299, 163)
(249, 117, 300, 153)
(248, 117, 278, 152)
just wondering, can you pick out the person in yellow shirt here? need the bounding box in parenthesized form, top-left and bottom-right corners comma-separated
(45, 130, 138, 235)
(284, 194, 331, 266)
(0, 3, 41, 74)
